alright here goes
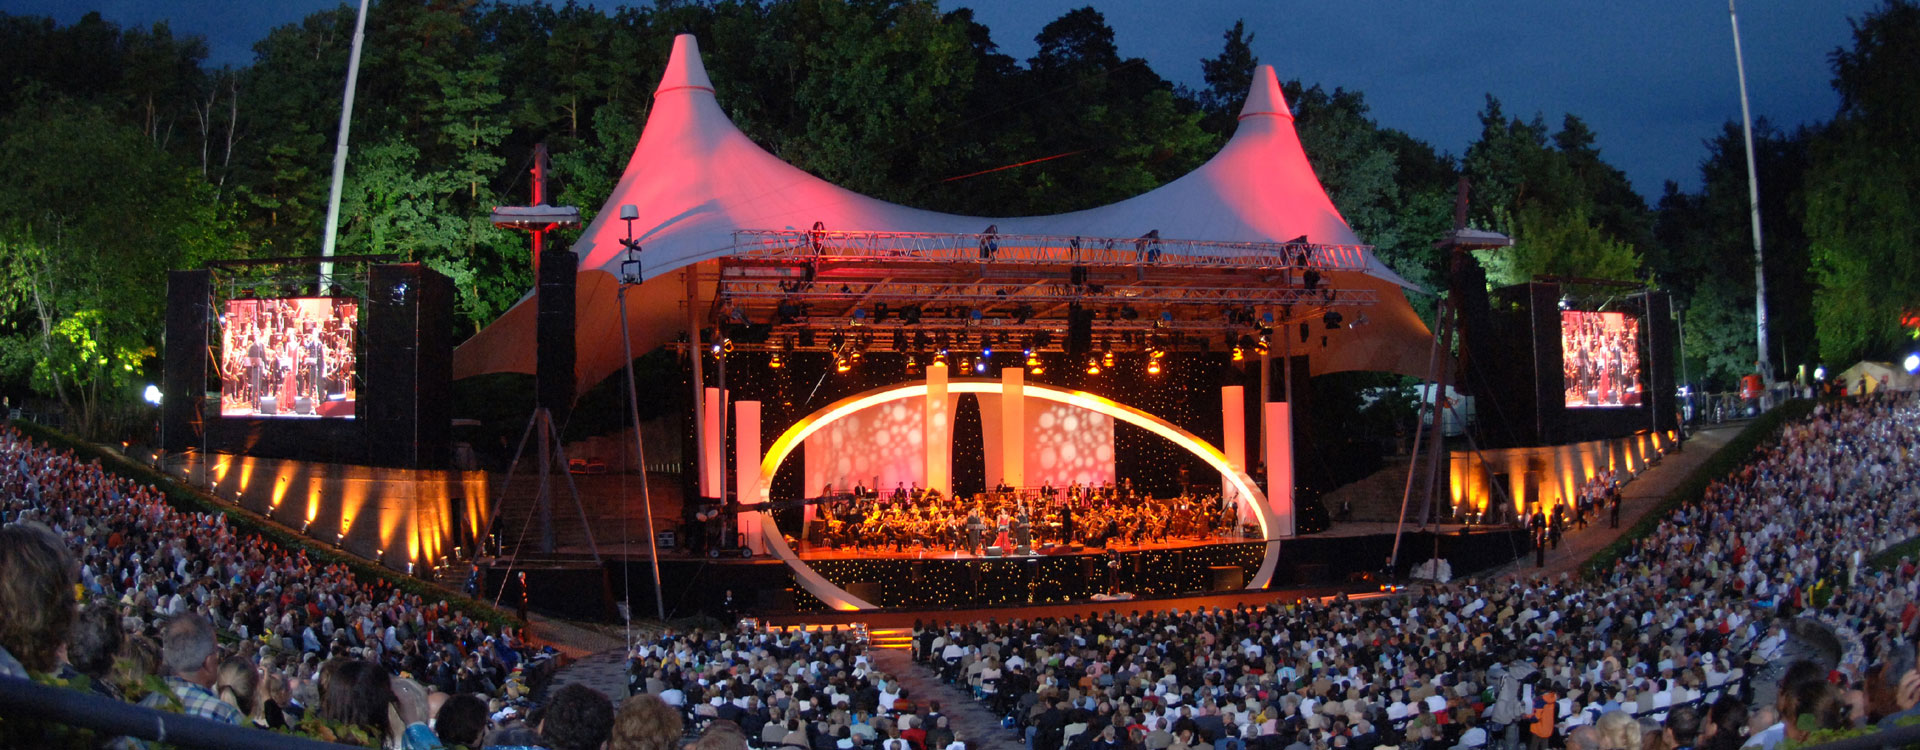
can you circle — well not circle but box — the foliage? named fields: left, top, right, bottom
left=1480, top=203, right=1642, bottom=289
left=0, top=103, right=231, bottom=438
left=1579, top=399, right=1815, bottom=577
left=1805, top=0, right=1920, bottom=365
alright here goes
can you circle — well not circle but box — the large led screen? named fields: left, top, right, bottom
left=1561, top=310, right=1642, bottom=408
left=219, top=298, right=357, bottom=418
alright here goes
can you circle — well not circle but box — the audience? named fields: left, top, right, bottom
left=914, top=394, right=1920, bottom=750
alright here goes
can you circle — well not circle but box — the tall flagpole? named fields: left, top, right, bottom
left=1729, top=0, right=1770, bottom=385
left=319, top=0, right=371, bottom=289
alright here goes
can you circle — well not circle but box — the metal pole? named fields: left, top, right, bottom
left=1730, top=0, right=1770, bottom=386
left=1390, top=299, right=1446, bottom=573
left=318, top=0, right=371, bottom=289
left=619, top=284, right=668, bottom=621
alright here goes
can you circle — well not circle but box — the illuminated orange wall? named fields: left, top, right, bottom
left=1448, top=430, right=1677, bottom=518
left=171, top=454, right=488, bottom=573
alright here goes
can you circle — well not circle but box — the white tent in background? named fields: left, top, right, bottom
left=453, top=34, right=1434, bottom=390
left=1837, top=361, right=1920, bottom=394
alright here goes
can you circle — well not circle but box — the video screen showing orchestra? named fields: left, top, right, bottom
left=1561, top=310, right=1642, bottom=409
left=219, top=298, right=357, bottom=418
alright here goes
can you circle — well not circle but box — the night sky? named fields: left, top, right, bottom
left=4, top=0, right=1879, bottom=197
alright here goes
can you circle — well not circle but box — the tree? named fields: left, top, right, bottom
left=1806, top=0, right=1920, bottom=364
left=1197, top=20, right=1255, bottom=135
left=1480, top=204, right=1642, bottom=288
left=0, top=104, right=230, bottom=437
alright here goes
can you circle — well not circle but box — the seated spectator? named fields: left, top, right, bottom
left=611, top=694, right=684, bottom=750
left=142, top=613, right=244, bottom=725
left=436, top=694, right=492, bottom=749
left=0, top=521, right=77, bottom=677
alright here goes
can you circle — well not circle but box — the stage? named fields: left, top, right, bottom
left=484, top=521, right=1529, bottom=619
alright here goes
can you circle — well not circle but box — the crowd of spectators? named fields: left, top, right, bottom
left=0, top=424, right=693, bottom=749
left=626, top=624, right=967, bottom=750
left=910, top=394, right=1920, bottom=750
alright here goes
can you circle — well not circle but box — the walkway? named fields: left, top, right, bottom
left=870, top=649, right=1023, bottom=750
left=1487, top=422, right=1741, bottom=581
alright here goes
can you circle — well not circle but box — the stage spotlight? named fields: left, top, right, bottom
left=1102, top=349, right=1115, bottom=368
left=769, top=353, right=784, bottom=369
left=902, top=305, right=923, bottom=325
left=1147, top=358, right=1161, bottom=375
left=1119, top=304, right=1139, bottom=320
left=1030, top=362, right=1045, bottom=376
left=143, top=384, right=162, bottom=406
left=835, top=357, right=851, bottom=373
left=711, top=341, right=723, bottom=355
left=1014, top=304, right=1034, bottom=323
left=829, top=331, right=846, bottom=350
left=851, top=308, right=868, bottom=325
left=1907, top=354, right=1920, bottom=374
left=1232, top=346, right=1245, bottom=362
left=982, top=343, right=992, bottom=358
left=933, top=349, right=948, bottom=366
left=1348, top=313, right=1371, bottom=329
left=1026, top=351, right=1040, bottom=367
left=974, top=360, right=988, bottom=374
left=1302, top=269, right=1321, bottom=291
left=1323, top=311, right=1344, bottom=330
left=1086, top=359, right=1102, bottom=375
left=722, top=339, right=735, bottom=353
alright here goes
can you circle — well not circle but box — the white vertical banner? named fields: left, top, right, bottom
left=701, top=387, right=722, bottom=498
left=1002, top=367, right=1025, bottom=489
left=925, top=362, right=950, bottom=496
left=735, top=400, right=764, bottom=554
left=1221, top=386, right=1246, bottom=514
left=1264, top=401, right=1295, bottom=537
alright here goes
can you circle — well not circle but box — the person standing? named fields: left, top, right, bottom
left=965, top=507, right=985, bottom=556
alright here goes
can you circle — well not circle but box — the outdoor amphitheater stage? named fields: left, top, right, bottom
left=490, top=522, right=1532, bottom=619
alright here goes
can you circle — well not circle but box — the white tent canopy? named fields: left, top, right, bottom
left=454, top=34, right=1433, bottom=389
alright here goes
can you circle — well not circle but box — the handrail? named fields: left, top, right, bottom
left=729, top=229, right=1373, bottom=272
left=0, top=674, right=361, bottom=750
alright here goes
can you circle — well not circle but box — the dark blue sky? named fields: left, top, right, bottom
left=4, top=0, right=1878, bottom=197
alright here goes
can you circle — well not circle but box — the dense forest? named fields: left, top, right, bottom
left=1, top=0, right=1917, bottom=439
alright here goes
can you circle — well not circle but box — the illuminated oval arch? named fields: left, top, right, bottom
left=753, top=378, right=1284, bottom=610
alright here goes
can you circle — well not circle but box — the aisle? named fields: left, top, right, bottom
left=870, top=649, right=1024, bottom=750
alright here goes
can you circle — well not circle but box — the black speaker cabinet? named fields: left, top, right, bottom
left=162, top=270, right=212, bottom=453
left=257, top=396, right=278, bottom=415
left=363, top=264, right=453, bottom=469
left=536, top=244, right=577, bottom=422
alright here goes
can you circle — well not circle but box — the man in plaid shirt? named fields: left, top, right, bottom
left=140, top=613, right=245, bottom=725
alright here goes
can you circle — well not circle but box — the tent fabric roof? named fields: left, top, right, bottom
left=454, top=34, right=1433, bottom=388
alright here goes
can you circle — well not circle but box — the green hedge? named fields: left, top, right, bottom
left=7, top=419, right=519, bottom=631
left=1579, top=400, right=1817, bottom=578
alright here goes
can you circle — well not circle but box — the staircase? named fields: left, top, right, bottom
left=869, top=627, right=913, bottom=651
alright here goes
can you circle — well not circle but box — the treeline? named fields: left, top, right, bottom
left=0, top=0, right=1915, bottom=438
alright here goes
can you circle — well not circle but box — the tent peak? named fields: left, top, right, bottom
left=656, top=34, right=714, bottom=96
left=1239, top=65, right=1292, bottom=121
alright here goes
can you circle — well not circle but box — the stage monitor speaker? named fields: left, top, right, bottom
left=364, top=264, right=453, bottom=469
left=985, top=546, right=1004, bottom=557
left=537, top=244, right=576, bottom=421
left=162, top=270, right=211, bottom=453
left=257, top=396, right=278, bottom=415
left=1209, top=565, right=1246, bottom=591
left=294, top=397, right=314, bottom=415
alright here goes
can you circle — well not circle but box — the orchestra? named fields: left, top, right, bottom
left=801, top=478, right=1243, bottom=556
left=219, top=297, right=357, bottom=415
